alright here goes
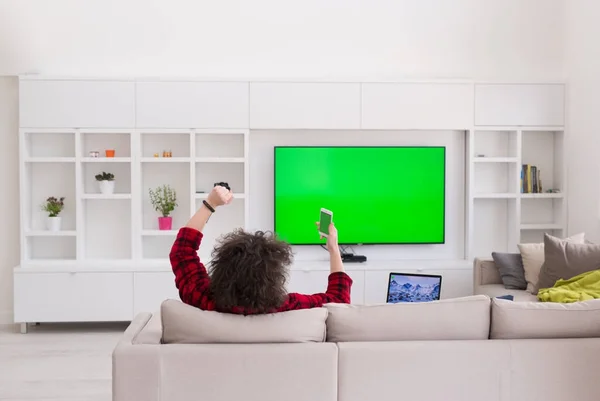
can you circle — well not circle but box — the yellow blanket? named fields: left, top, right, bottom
left=538, top=269, right=600, bottom=303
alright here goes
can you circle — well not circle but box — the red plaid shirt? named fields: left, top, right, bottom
left=170, top=227, right=353, bottom=314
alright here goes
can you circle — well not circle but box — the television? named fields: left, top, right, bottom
left=274, top=146, right=445, bottom=245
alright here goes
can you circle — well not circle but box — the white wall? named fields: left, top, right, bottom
left=565, top=0, right=600, bottom=242
left=0, top=0, right=569, bottom=323
left=250, top=130, right=465, bottom=261
left=0, top=77, right=19, bottom=324
left=0, top=0, right=565, bottom=80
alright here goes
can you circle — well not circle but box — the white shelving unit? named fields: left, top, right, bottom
left=19, top=128, right=250, bottom=265
left=14, top=78, right=565, bottom=328
left=467, top=128, right=566, bottom=258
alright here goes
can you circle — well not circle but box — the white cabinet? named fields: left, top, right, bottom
left=135, top=82, right=249, bottom=128
left=475, top=84, right=565, bottom=126
left=250, top=83, right=361, bottom=129
left=14, top=272, right=133, bottom=322
left=19, top=80, right=135, bottom=128
left=361, top=83, right=473, bottom=129
left=133, top=272, right=180, bottom=314
left=288, top=270, right=365, bottom=304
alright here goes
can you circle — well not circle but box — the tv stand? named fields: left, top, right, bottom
left=341, top=252, right=367, bottom=263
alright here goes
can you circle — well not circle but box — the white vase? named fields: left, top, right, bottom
left=98, top=180, right=115, bottom=195
left=47, top=216, right=62, bottom=231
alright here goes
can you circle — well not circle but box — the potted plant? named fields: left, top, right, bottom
left=149, top=185, right=177, bottom=230
left=95, top=171, right=115, bottom=194
left=41, top=196, right=65, bottom=231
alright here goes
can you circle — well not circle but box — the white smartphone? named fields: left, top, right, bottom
left=319, top=208, right=333, bottom=237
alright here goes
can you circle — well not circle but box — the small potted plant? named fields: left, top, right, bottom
left=41, top=196, right=65, bottom=231
left=95, top=172, right=115, bottom=194
left=149, top=185, right=177, bottom=230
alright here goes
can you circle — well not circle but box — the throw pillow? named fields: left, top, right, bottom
left=491, top=252, right=527, bottom=290
left=535, top=234, right=600, bottom=293
left=518, top=232, right=585, bottom=293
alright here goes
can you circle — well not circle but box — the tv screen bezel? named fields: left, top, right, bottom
left=273, top=145, right=446, bottom=245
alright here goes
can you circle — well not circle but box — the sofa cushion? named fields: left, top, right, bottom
left=161, top=299, right=328, bottom=344
left=325, top=295, right=491, bottom=342
left=535, top=234, right=600, bottom=293
left=492, top=252, right=527, bottom=290
left=490, top=298, right=600, bottom=339
left=475, top=284, right=539, bottom=302
left=518, top=232, right=585, bottom=293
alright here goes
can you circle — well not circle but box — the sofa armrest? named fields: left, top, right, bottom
left=113, top=313, right=160, bottom=401
left=473, top=258, right=503, bottom=294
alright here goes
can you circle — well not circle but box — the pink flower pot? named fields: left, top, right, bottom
left=158, top=216, right=172, bottom=230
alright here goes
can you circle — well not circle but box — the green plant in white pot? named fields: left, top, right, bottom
left=149, top=185, right=177, bottom=230
left=95, top=172, right=115, bottom=195
left=41, top=196, right=65, bottom=231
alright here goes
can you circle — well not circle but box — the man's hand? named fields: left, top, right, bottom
left=206, top=186, right=233, bottom=209
left=316, top=222, right=340, bottom=254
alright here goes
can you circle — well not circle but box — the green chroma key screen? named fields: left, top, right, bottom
left=274, top=146, right=445, bottom=245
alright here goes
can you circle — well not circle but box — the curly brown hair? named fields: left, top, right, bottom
left=208, top=229, right=293, bottom=313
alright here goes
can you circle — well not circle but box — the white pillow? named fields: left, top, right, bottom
left=518, top=232, right=585, bottom=293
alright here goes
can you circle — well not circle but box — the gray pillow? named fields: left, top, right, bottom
left=491, top=252, right=527, bottom=290
left=535, top=234, right=600, bottom=293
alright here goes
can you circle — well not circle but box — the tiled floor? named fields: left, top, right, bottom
left=0, top=323, right=127, bottom=400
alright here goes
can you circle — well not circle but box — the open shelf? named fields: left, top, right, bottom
left=473, top=130, right=518, bottom=158
left=142, top=230, right=179, bottom=236
left=83, top=199, right=132, bottom=260
left=25, top=162, right=76, bottom=232
left=141, top=157, right=191, bottom=163
left=142, top=236, right=175, bottom=260
left=82, top=162, right=131, bottom=195
left=24, top=131, right=75, bottom=158
left=521, top=130, right=564, bottom=194
left=24, top=230, right=77, bottom=237
left=80, top=131, right=131, bottom=158
left=25, top=236, right=76, bottom=260
left=521, top=197, right=564, bottom=228
left=195, top=133, right=245, bottom=158
left=473, top=162, right=518, bottom=195
left=195, top=162, right=245, bottom=194
left=81, top=194, right=132, bottom=200
left=520, top=228, right=565, bottom=244
left=141, top=132, right=191, bottom=158
left=142, top=162, right=191, bottom=231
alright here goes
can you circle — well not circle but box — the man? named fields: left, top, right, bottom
left=170, top=185, right=352, bottom=314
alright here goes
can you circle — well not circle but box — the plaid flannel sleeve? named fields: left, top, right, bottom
left=286, top=272, right=353, bottom=309
left=169, top=227, right=213, bottom=309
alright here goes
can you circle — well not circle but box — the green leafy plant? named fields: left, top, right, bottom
left=41, top=196, right=65, bottom=217
left=149, top=185, right=177, bottom=217
left=95, top=172, right=115, bottom=181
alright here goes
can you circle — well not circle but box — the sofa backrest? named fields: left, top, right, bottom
left=160, top=299, right=329, bottom=344
left=325, top=295, right=491, bottom=342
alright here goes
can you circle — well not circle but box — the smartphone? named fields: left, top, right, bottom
left=319, top=208, right=333, bottom=237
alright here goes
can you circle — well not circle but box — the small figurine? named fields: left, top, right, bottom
left=153, top=153, right=159, bottom=158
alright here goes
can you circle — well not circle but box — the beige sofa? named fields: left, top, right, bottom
left=473, top=257, right=539, bottom=301
left=113, top=296, right=600, bottom=401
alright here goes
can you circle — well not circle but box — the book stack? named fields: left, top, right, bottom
left=521, top=164, right=542, bottom=193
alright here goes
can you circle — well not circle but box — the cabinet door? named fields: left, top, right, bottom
left=133, top=272, right=180, bottom=314
left=250, top=83, right=361, bottom=129
left=288, top=270, right=365, bottom=304
left=135, top=82, right=249, bottom=128
left=475, top=84, right=565, bottom=126
left=19, top=80, right=135, bottom=128
left=361, top=83, right=473, bottom=129
left=364, top=269, right=473, bottom=304
left=13, top=272, right=134, bottom=322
